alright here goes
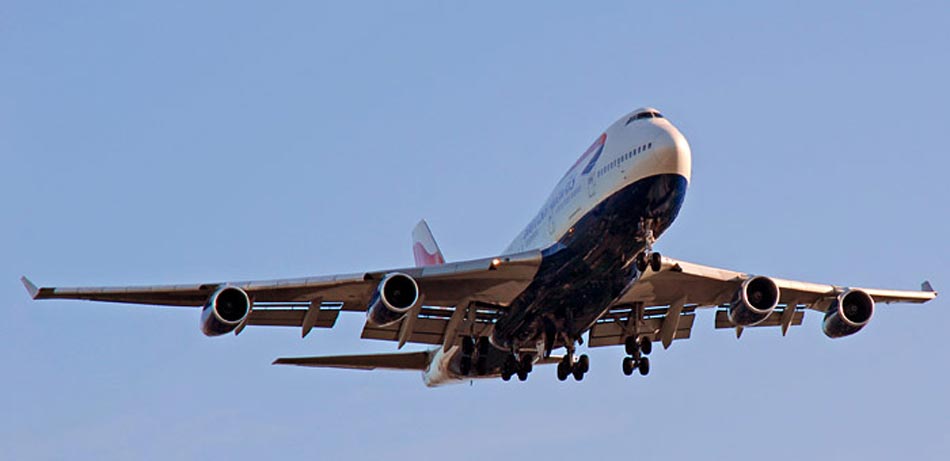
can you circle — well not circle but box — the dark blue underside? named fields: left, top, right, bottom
left=491, top=173, right=689, bottom=351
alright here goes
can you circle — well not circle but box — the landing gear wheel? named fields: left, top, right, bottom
left=572, top=366, right=585, bottom=381
left=517, top=369, right=529, bottom=381
left=624, top=336, right=638, bottom=356
left=461, top=336, right=475, bottom=355
left=622, top=356, right=635, bottom=376
left=635, top=252, right=649, bottom=272
left=520, top=355, right=534, bottom=374
left=638, top=356, right=650, bottom=376
left=639, top=337, right=652, bottom=355
left=501, top=370, right=512, bottom=381
left=577, top=354, right=590, bottom=374
left=460, top=356, right=472, bottom=375
left=557, top=358, right=570, bottom=381
left=650, top=252, right=662, bottom=272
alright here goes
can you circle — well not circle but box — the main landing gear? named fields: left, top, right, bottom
left=501, top=354, right=535, bottom=382
left=556, top=352, right=590, bottom=382
left=559, top=354, right=590, bottom=381
left=622, top=336, right=652, bottom=377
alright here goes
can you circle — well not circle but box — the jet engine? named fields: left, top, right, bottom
left=823, top=289, right=874, bottom=338
left=727, top=276, right=780, bottom=326
left=366, top=272, right=420, bottom=327
left=200, top=286, right=251, bottom=336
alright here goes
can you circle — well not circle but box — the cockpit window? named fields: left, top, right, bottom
left=625, top=111, right=664, bottom=125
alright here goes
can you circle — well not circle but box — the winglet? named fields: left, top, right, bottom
left=20, top=276, right=40, bottom=299
left=922, top=281, right=936, bottom=293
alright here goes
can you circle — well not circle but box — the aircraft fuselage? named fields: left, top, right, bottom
left=424, top=108, right=692, bottom=385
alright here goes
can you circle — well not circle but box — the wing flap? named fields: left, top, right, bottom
left=247, top=308, right=340, bottom=329
left=588, top=311, right=695, bottom=348
left=360, top=302, right=503, bottom=346
left=713, top=308, right=804, bottom=329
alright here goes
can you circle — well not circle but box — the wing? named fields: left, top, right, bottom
left=590, top=255, right=937, bottom=349
left=22, top=250, right=542, bottom=345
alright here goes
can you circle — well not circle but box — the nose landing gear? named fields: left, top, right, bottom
left=634, top=223, right=663, bottom=273
left=635, top=252, right=663, bottom=272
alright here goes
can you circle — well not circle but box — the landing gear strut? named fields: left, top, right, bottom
left=634, top=225, right=662, bottom=273
left=460, top=336, right=491, bottom=376
left=622, top=336, right=652, bottom=377
left=460, top=336, right=474, bottom=375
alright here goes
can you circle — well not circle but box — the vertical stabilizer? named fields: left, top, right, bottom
left=412, top=220, right=445, bottom=267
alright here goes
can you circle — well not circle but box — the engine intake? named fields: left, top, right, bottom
left=823, top=289, right=874, bottom=338
left=200, top=286, right=251, bottom=336
left=728, top=276, right=780, bottom=326
left=366, top=272, right=420, bottom=327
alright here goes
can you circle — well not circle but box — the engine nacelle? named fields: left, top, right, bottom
left=823, top=289, right=874, bottom=338
left=200, top=286, right=251, bottom=336
left=727, top=276, right=780, bottom=326
left=366, top=272, right=420, bottom=327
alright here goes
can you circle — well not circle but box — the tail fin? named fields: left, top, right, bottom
left=412, top=220, right=445, bottom=267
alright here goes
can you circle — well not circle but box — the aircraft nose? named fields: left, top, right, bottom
left=647, top=121, right=692, bottom=183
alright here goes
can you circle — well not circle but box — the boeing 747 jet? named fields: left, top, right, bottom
left=23, top=107, right=938, bottom=386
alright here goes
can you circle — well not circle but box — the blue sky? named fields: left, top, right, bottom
left=2, top=2, right=948, bottom=459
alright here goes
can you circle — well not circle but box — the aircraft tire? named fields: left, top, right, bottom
left=650, top=252, right=662, bottom=272
left=624, top=336, right=638, bottom=356
left=636, top=253, right=649, bottom=272
left=577, top=354, right=590, bottom=374
left=622, top=356, right=635, bottom=376
left=639, top=337, right=653, bottom=355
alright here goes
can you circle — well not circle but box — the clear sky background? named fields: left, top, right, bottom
left=2, top=2, right=948, bottom=460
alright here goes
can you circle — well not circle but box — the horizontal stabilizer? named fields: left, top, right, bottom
left=273, top=351, right=431, bottom=371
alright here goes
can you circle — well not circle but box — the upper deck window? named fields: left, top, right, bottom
left=625, top=111, right=664, bottom=125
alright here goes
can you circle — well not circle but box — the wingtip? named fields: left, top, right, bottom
left=20, top=276, right=39, bottom=299
left=922, top=280, right=936, bottom=293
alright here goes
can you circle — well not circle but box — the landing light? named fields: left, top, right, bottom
left=492, top=258, right=502, bottom=267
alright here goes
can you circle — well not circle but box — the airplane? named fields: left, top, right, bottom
left=22, top=107, right=938, bottom=387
